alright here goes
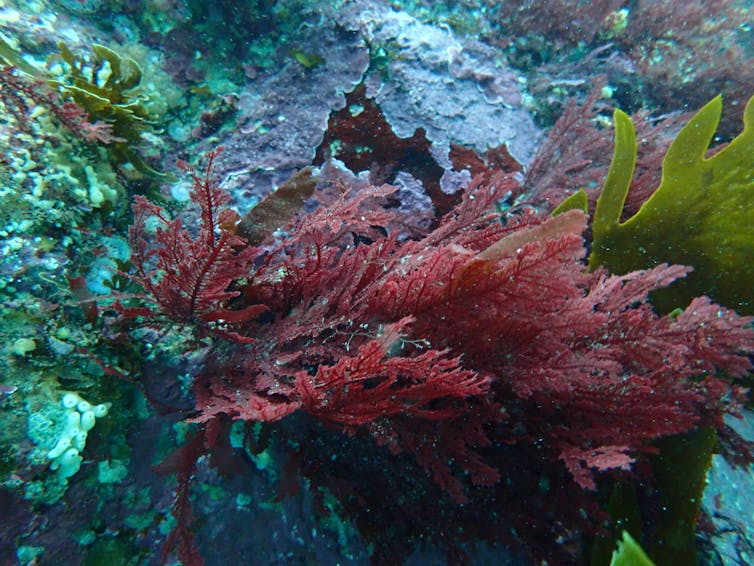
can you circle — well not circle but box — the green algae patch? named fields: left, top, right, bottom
left=589, top=95, right=754, bottom=313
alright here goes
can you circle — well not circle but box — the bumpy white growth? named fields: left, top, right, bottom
left=47, top=392, right=111, bottom=481
left=80, top=410, right=96, bottom=431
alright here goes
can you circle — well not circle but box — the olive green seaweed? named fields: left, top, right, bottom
left=589, top=95, right=754, bottom=313
left=589, top=482, right=642, bottom=566
left=552, top=187, right=588, bottom=216
left=646, top=426, right=716, bottom=565
left=289, top=48, right=326, bottom=69
left=53, top=42, right=165, bottom=178
left=0, top=37, right=38, bottom=76
left=0, top=37, right=164, bottom=179
left=609, top=531, right=655, bottom=566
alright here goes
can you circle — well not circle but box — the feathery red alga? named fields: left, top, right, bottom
left=124, top=150, right=754, bottom=563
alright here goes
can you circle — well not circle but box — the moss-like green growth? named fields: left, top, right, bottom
left=82, top=535, right=142, bottom=566
left=589, top=95, right=754, bottom=313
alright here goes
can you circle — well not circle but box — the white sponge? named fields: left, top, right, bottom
left=46, top=392, right=110, bottom=482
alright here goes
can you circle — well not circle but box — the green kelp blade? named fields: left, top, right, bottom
left=610, top=531, right=655, bottom=566
left=590, top=482, right=643, bottom=566
left=552, top=188, right=589, bottom=216
left=589, top=95, right=754, bottom=313
left=647, top=426, right=717, bottom=566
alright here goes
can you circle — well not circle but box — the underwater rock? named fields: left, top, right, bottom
left=358, top=6, right=539, bottom=164
left=216, top=1, right=539, bottom=215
